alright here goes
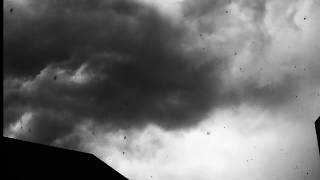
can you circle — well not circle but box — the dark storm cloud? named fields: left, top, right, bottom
left=4, top=0, right=226, bottom=146
left=3, top=0, right=305, bottom=148
left=3, top=0, right=148, bottom=77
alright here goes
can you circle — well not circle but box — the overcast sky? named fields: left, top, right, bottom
left=3, top=0, right=320, bottom=179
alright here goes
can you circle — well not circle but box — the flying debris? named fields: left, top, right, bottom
left=10, top=8, right=13, bottom=13
left=124, top=136, right=126, bottom=140
left=53, top=75, right=57, bottom=80
left=234, top=52, right=237, bottom=56
left=206, top=131, right=211, bottom=135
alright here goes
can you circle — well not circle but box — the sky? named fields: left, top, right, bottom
left=3, top=0, right=320, bottom=179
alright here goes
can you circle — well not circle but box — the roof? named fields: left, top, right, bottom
left=2, top=137, right=128, bottom=180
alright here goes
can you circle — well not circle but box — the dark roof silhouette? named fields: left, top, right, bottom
left=315, top=117, right=320, bottom=155
left=3, top=137, right=128, bottom=179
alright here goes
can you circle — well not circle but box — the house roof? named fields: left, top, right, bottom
left=2, top=137, right=128, bottom=180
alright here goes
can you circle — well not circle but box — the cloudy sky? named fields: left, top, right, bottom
left=3, top=0, right=320, bottom=179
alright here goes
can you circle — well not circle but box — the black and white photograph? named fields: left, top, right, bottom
left=3, top=0, right=320, bottom=179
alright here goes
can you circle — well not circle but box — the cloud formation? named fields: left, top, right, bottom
left=4, top=0, right=320, bottom=151
left=4, top=0, right=226, bottom=146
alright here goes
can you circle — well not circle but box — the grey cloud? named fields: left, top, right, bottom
left=3, top=0, right=308, bottom=149
left=182, top=0, right=228, bottom=18
left=4, top=0, right=226, bottom=146
left=238, top=0, right=268, bottom=22
left=220, top=74, right=302, bottom=110
left=4, top=0, right=148, bottom=77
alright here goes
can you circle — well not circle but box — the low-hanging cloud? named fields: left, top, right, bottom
left=4, top=0, right=227, bottom=146
left=4, top=0, right=318, bottom=149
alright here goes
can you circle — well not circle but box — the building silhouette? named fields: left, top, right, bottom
left=3, top=137, right=128, bottom=179
left=316, top=116, right=320, bottom=155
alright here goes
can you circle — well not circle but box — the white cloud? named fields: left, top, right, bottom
left=7, top=112, right=33, bottom=138
left=70, top=64, right=93, bottom=84
left=82, top=104, right=319, bottom=180
left=136, top=0, right=185, bottom=21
